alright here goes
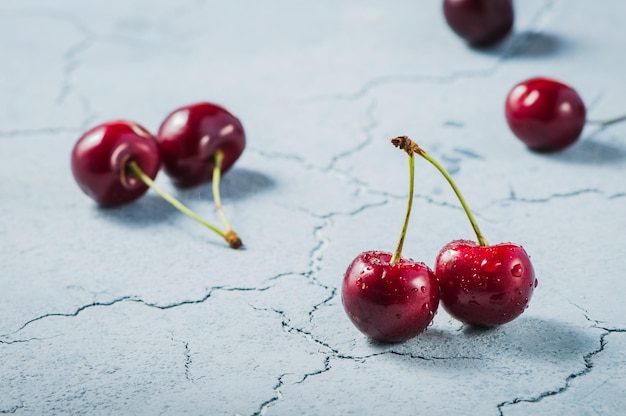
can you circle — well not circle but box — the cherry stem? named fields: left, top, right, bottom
left=391, top=136, right=489, bottom=247
left=212, top=149, right=232, bottom=231
left=390, top=142, right=416, bottom=264
left=586, top=114, right=626, bottom=127
left=126, top=160, right=242, bottom=249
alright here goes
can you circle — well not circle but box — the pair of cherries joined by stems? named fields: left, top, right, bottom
left=71, top=102, right=245, bottom=249
left=342, top=137, right=536, bottom=343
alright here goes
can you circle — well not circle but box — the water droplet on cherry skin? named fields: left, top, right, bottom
left=511, top=264, right=523, bottom=277
left=480, top=258, right=501, bottom=273
left=422, top=303, right=430, bottom=314
left=534, top=279, right=539, bottom=288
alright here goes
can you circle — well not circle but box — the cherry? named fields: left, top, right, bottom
left=393, top=136, right=537, bottom=327
left=443, top=0, right=514, bottom=47
left=71, top=120, right=242, bottom=249
left=505, top=77, right=587, bottom=152
left=341, top=138, right=439, bottom=343
left=71, top=120, right=160, bottom=207
left=505, top=77, right=626, bottom=152
left=156, top=102, right=245, bottom=188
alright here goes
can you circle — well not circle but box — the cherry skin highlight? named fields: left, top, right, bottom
left=435, top=240, right=536, bottom=327
left=342, top=251, right=439, bottom=343
left=71, top=120, right=161, bottom=206
left=443, top=0, right=514, bottom=46
left=156, top=102, right=246, bottom=187
left=505, top=77, right=586, bottom=152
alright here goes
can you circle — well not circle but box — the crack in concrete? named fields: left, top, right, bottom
left=497, top=301, right=624, bottom=415
left=0, top=286, right=271, bottom=342
left=0, top=401, right=24, bottom=414
left=1, top=9, right=97, bottom=132
left=504, top=188, right=603, bottom=204
left=251, top=304, right=489, bottom=413
left=0, top=126, right=81, bottom=139
left=170, top=334, right=196, bottom=383
left=251, top=374, right=286, bottom=416
left=326, top=99, right=378, bottom=172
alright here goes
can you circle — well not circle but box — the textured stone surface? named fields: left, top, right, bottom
left=1, top=1, right=625, bottom=414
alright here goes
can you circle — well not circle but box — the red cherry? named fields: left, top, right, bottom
left=342, top=251, right=439, bottom=343
left=443, top=0, right=514, bottom=46
left=156, top=102, right=246, bottom=187
left=71, top=120, right=160, bottom=206
left=505, top=77, right=587, bottom=152
left=435, top=240, right=536, bottom=327
left=342, top=138, right=439, bottom=343
left=394, top=136, right=537, bottom=327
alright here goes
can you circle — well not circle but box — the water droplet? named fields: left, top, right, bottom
left=420, top=286, right=426, bottom=293
left=356, top=278, right=362, bottom=286
left=422, top=303, right=430, bottom=314
left=511, top=264, right=523, bottom=277
left=534, top=279, right=539, bottom=288
left=480, top=258, right=501, bottom=273
left=411, top=287, right=418, bottom=292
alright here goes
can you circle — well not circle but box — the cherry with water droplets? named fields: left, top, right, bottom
left=436, top=240, right=535, bottom=326
left=443, top=0, right=514, bottom=47
left=341, top=138, right=439, bottom=343
left=71, top=120, right=242, bottom=248
left=156, top=102, right=245, bottom=188
left=393, top=136, right=537, bottom=327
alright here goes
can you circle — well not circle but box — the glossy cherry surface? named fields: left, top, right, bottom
left=71, top=120, right=161, bottom=206
left=435, top=240, right=537, bottom=327
left=342, top=251, right=439, bottom=343
left=156, top=102, right=246, bottom=187
left=505, top=77, right=586, bottom=152
left=443, top=0, right=514, bottom=46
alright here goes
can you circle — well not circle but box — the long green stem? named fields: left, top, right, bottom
left=212, top=149, right=231, bottom=231
left=127, top=161, right=242, bottom=249
left=586, top=114, right=626, bottom=127
left=390, top=149, right=416, bottom=264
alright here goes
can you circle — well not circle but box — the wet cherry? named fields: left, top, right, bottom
left=394, top=136, right=537, bottom=327
left=443, top=0, right=514, bottom=47
left=505, top=77, right=587, bottom=152
left=71, top=120, right=160, bottom=206
left=342, top=138, right=439, bottom=343
left=435, top=240, right=536, bottom=326
left=71, top=120, right=242, bottom=248
left=156, top=102, right=245, bottom=188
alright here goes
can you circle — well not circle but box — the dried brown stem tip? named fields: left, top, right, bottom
left=225, top=230, right=243, bottom=249
left=391, top=136, right=421, bottom=155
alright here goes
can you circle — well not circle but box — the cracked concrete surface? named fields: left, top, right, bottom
left=1, top=0, right=626, bottom=414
